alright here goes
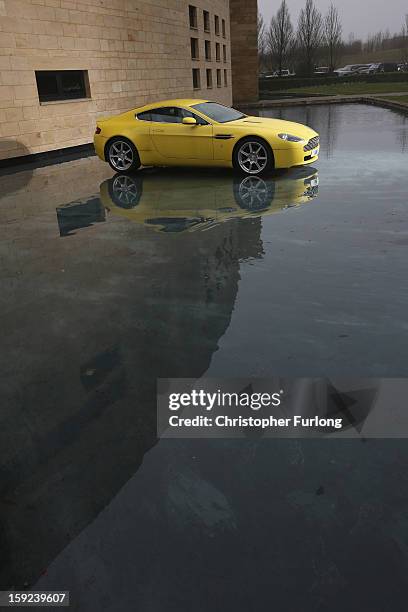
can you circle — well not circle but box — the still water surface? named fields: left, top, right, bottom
left=0, top=104, right=408, bottom=611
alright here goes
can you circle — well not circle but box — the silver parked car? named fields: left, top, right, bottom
left=334, top=64, right=369, bottom=77
left=355, top=63, right=380, bottom=75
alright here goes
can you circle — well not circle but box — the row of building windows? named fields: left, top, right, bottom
left=190, top=38, right=227, bottom=62
left=192, top=68, right=228, bottom=90
left=189, top=5, right=226, bottom=37
left=34, top=68, right=228, bottom=104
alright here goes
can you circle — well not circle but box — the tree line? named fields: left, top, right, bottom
left=258, top=0, right=408, bottom=76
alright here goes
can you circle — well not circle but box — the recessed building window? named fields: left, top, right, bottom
left=35, top=70, right=89, bottom=103
left=214, top=15, right=220, bottom=35
left=215, top=42, right=220, bottom=62
left=222, top=18, right=226, bottom=37
left=223, top=44, right=227, bottom=62
left=203, top=10, right=210, bottom=32
left=190, top=37, right=199, bottom=60
left=216, top=68, right=221, bottom=87
left=206, top=68, right=213, bottom=88
left=205, top=40, right=211, bottom=61
left=192, top=68, right=201, bottom=89
left=224, top=69, right=228, bottom=86
left=189, top=5, right=197, bottom=29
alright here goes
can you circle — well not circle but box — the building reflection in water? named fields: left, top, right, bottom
left=397, top=113, right=408, bottom=153
left=0, top=164, right=318, bottom=589
left=56, top=197, right=106, bottom=237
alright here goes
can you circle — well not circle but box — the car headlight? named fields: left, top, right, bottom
left=278, top=133, right=304, bottom=142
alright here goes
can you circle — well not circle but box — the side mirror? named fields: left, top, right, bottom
left=182, top=116, right=197, bottom=126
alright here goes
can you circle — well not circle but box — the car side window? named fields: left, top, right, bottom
left=150, top=107, right=183, bottom=123
left=137, top=111, right=152, bottom=121
left=137, top=108, right=181, bottom=122
left=137, top=107, right=208, bottom=125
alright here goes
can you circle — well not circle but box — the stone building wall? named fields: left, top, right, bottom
left=229, top=0, right=258, bottom=103
left=0, top=0, right=232, bottom=160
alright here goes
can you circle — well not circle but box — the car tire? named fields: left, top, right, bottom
left=233, top=175, right=275, bottom=211
left=106, top=137, right=141, bottom=173
left=233, top=137, right=274, bottom=176
left=107, top=173, right=143, bottom=209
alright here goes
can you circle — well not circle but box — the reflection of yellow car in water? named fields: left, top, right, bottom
left=98, top=167, right=319, bottom=234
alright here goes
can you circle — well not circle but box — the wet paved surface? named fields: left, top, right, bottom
left=1, top=104, right=408, bottom=610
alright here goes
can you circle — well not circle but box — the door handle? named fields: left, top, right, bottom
left=152, top=129, right=164, bottom=133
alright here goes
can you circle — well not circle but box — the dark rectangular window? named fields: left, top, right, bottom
left=190, top=37, right=199, bottom=60
left=35, top=70, right=89, bottom=103
left=189, top=5, right=197, bottom=29
left=214, top=15, right=220, bottom=35
left=216, top=68, right=221, bottom=87
left=206, top=68, right=212, bottom=88
left=224, top=69, right=228, bottom=86
left=192, top=68, right=200, bottom=89
left=203, top=10, right=210, bottom=32
left=205, top=40, right=211, bottom=61
left=222, top=18, right=226, bottom=37
left=223, top=44, right=227, bottom=62
left=215, top=42, right=220, bottom=62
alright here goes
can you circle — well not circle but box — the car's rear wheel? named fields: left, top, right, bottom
left=108, top=174, right=143, bottom=209
left=106, top=138, right=140, bottom=173
left=233, top=137, right=273, bottom=176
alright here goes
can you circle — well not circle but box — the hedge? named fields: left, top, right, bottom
left=259, top=71, right=408, bottom=91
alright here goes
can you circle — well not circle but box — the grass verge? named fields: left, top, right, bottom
left=380, top=95, right=408, bottom=105
left=272, top=82, right=408, bottom=96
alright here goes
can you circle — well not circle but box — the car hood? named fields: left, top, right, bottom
left=227, top=116, right=317, bottom=140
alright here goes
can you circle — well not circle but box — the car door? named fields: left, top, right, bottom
left=148, top=107, right=213, bottom=161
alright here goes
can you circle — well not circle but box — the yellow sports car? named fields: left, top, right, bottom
left=94, top=99, right=319, bottom=176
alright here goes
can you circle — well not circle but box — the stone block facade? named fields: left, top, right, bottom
left=0, top=0, right=237, bottom=160
left=230, top=0, right=258, bottom=103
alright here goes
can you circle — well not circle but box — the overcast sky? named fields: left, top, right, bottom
left=258, top=0, right=407, bottom=40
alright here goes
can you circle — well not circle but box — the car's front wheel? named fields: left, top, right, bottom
left=106, top=138, right=140, bottom=173
left=233, top=137, right=273, bottom=176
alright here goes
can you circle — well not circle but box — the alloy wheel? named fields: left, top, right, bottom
left=238, top=176, right=269, bottom=209
left=109, top=141, right=134, bottom=171
left=237, top=141, right=268, bottom=174
left=112, top=175, right=139, bottom=207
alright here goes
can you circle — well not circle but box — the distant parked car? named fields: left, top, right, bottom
left=265, top=69, right=295, bottom=78
left=278, top=69, right=294, bottom=77
left=334, top=64, right=369, bottom=77
left=314, top=66, right=330, bottom=75
left=377, top=62, right=399, bottom=73
left=398, top=63, right=408, bottom=73
left=356, top=63, right=380, bottom=75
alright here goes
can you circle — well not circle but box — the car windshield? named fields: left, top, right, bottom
left=191, top=102, right=246, bottom=123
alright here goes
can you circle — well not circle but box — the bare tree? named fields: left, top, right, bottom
left=267, top=0, right=294, bottom=74
left=258, top=12, right=266, bottom=70
left=403, top=14, right=408, bottom=63
left=297, top=0, right=323, bottom=75
left=365, top=30, right=385, bottom=53
left=324, top=4, right=342, bottom=71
